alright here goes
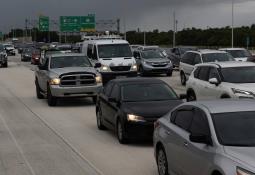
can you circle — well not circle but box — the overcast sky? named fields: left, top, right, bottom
left=0, top=0, right=255, bottom=32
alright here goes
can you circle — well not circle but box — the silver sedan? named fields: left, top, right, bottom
left=154, top=100, right=255, bottom=175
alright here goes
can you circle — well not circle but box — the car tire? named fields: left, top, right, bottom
left=96, top=107, right=106, bottom=130
left=117, top=119, right=128, bottom=144
left=187, top=90, right=196, bottom=102
left=47, top=85, right=57, bottom=106
left=2, top=62, right=8, bottom=68
left=157, top=146, right=169, bottom=175
left=180, top=72, right=186, bottom=86
left=35, top=80, right=44, bottom=99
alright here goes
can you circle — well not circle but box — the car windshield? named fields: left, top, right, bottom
left=141, top=50, right=165, bottom=59
left=221, top=67, right=255, bottom=83
left=202, top=53, right=234, bottom=62
left=212, top=112, right=255, bottom=146
left=98, top=44, right=132, bottom=58
left=227, top=50, right=252, bottom=58
left=122, top=83, right=178, bottom=102
left=50, top=56, right=92, bottom=69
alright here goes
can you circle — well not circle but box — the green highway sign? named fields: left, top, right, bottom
left=39, top=16, right=49, bottom=32
left=60, top=15, right=96, bottom=32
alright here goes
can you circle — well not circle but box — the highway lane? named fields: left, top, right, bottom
left=0, top=54, right=185, bottom=175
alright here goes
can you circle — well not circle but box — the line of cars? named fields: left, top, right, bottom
left=27, top=38, right=255, bottom=175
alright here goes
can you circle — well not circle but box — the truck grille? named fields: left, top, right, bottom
left=110, top=66, right=131, bottom=72
left=60, top=74, right=95, bottom=87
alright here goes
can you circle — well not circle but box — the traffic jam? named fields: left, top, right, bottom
left=1, top=34, right=255, bottom=175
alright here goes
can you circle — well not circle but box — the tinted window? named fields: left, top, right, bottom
left=227, top=50, right=251, bottom=58
left=92, top=46, right=98, bottom=60
left=181, top=52, right=194, bottom=64
left=221, top=67, right=255, bottom=83
left=50, top=56, right=92, bottom=69
left=174, top=110, right=193, bottom=131
left=213, top=112, right=255, bottom=146
left=193, top=54, right=202, bottom=65
left=98, top=44, right=132, bottom=58
left=202, top=53, right=234, bottom=62
left=190, top=109, right=210, bottom=135
left=209, top=67, right=220, bottom=80
left=198, top=67, right=210, bottom=81
left=194, top=67, right=201, bottom=79
left=104, top=82, right=114, bottom=97
left=87, top=44, right=93, bottom=58
left=141, top=50, right=165, bottom=59
left=122, top=83, right=178, bottom=102
left=110, top=84, right=120, bottom=100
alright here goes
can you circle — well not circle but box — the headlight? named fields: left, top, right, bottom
left=237, top=167, right=254, bottom=175
left=95, top=75, right=102, bottom=83
left=35, top=57, right=39, bottom=60
left=100, top=65, right=110, bottom=72
left=127, top=114, right=145, bottom=122
left=49, top=78, right=60, bottom=85
left=232, top=88, right=254, bottom=96
left=131, top=64, right=137, bottom=71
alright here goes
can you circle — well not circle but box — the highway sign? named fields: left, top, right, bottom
left=39, top=16, right=49, bottom=32
left=60, top=15, right=95, bottom=32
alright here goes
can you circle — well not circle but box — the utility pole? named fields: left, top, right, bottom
left=117, top=19, right=120, bottom=34
left=173, top=12, right=176, bottom=47
left=231, top=0, right=234, bottom=48
left=124, top=17, right=126, bottom=40
left=25, top=19, right=28, bottom=42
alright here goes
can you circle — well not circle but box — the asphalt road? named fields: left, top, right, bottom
left=0, top=53, right=185, bottom=175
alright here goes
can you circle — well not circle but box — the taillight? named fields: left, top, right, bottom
left=154, top=120, right=160, bottom=129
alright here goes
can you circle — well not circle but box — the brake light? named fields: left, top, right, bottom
left=154, top=120, right=160, bottom=129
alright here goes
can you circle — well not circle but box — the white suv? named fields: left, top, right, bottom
left=186, top=61, right=255, bottom=101
left=179, top=50, right=234, bottom=85
left=219, top=48, right=252, bottom=62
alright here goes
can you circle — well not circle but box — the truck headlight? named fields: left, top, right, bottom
left=127, top=114, right=145, bottom=122
left=95, top=75, right=102, bottom=83
left=237, top=167, right=254, bottom=175
left=131, top=64, right=137, bottom=71
left=101, top=65, right=110, bottom=72
left=49, top=78, right=60, bottom=85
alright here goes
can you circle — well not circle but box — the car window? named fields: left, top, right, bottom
left=193, top=54, right=202, bottom=65
left=209, top=67, right=220, bottom=80
left=104, top=82, right=114, bottom=97
left=190, top=109, right=210, bottom=136
left=174, top=109, right=193, bottom=131
left=193, top=67, right=201, bottom=79
left=181, top=52, right=194, bottom=64
left=197, top=67, right=210, bottom=81
left=92, top=46, right=98, bottom=60
left=110, top=84, right=120, bottom=100
left=87, top=44, right=93, bottom=58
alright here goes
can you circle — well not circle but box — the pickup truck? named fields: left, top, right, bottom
left=35, top=53, right=102, bottom=106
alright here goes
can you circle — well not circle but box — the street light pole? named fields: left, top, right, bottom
left=232, top=0, right=234, bottom=48
left=173, top=11, right=176, bottom=47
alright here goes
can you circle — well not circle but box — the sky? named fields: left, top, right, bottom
left=0, top=0, right=255, bottom=32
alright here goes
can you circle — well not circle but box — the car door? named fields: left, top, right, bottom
left=164, top=106, right=194, bottom=175
left=203, top=67, right=224, bottom=99
left=194, top=66, right=211, bottom=100
left=183, top=53, right=196, bottom=78
left=106, top=84, right=121, bottom=126
left=37, top=57, right=49, bottom=92
left=181, top=108, right=214, bottom=175
left=99, top=82, right=114, bottom=127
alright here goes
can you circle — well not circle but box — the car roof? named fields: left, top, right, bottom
left=86, top=39, right=129, bottom=45
left=50, top=53, right=86, bottom=58
left=109, top=78, right=166, bottom=85
left=219, top=48, right=246, bottom=51
left=196, top=61, right=255, bottom=68
left=185, top=100, right=255, bottom=114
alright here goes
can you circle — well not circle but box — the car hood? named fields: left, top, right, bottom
left=224, top=146, right=255, bottom=169
left=144, top=58, right=169, bottom=63
left=50, top=67, right=98, bottom=76
left=99, top=57, right=136, bottom=67
left=122, top=100, right=183, bottom=118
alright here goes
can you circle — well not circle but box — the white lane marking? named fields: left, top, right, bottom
left=0, top=113, right=36, bottom=175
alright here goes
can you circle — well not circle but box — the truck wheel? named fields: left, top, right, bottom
left=2, top=62, right=8, bottom=68
left=47, top=86, right=57, bottom=106
left=117, top=119, right=128, bottom=144
left=35, top=80, right=44, bottom=99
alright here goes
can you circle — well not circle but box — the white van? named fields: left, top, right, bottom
left=82, top=39, right=137, bottom=84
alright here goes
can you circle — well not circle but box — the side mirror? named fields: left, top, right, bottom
left=189, top=134, right=212, bottom=145
left=94, top=62, right=102, bottom=68
left=179, top=94, right=187, bottom=99
left=209, top=78, right=220, bottom=86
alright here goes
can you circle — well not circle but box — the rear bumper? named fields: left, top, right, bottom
left=50, top=84, right=102, bottom=97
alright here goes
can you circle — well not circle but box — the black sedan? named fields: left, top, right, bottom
left=96, top=78, right=184, bottom=144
